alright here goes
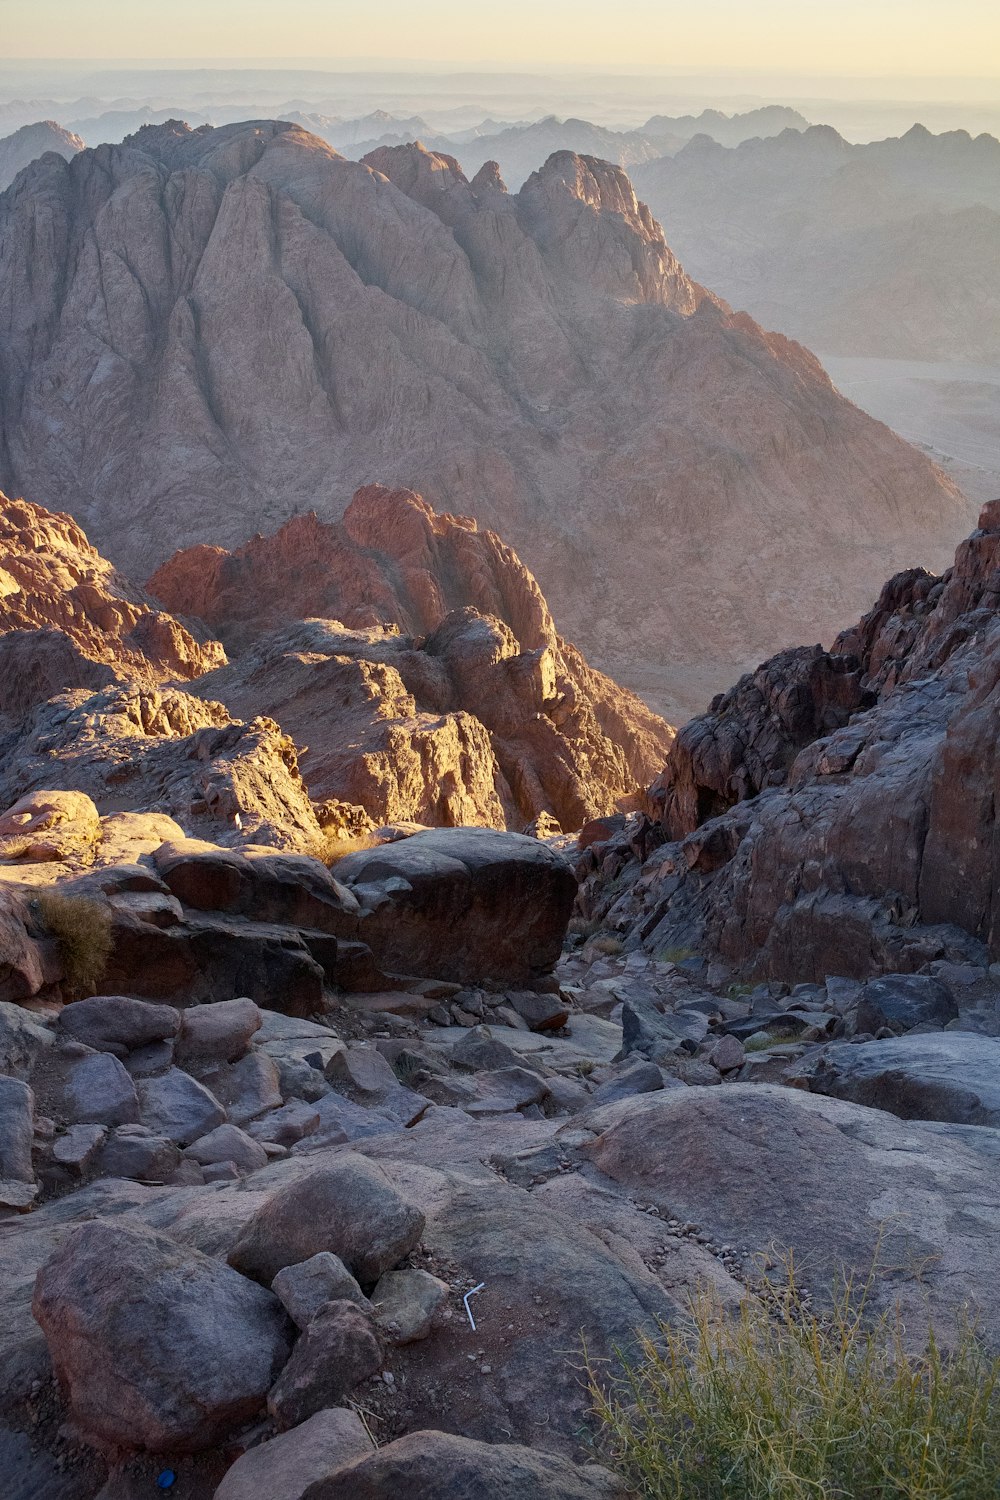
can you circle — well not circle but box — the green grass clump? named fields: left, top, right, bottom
left=35, top=890, right=112, bottom=996
left=588, top=1257, right=1000, bottom=1500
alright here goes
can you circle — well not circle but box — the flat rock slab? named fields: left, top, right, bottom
left=425, top=1015, right=622, bottom=1070
left=585, top=1083, right=1000, bottom=1344
left=787, top=1032, right=1000, bottom=1126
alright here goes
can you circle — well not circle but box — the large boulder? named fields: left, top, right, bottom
left=854, top=974, right=957, bottom=1035
left=0, top=1000, right=54, bottom=1078
left=228, top=1154, right=425, bottom=1289
left=335, top=829, right=577, bottom=987
left=152, top=841, right=360, bottom=936
left=136, top=1068, right=226, bottom=1144
left=787, top=1032, right=1000, bottom=1126
left=58, top=994, right=181, bottom=1056
left=299, top=1429, right=627, bottom=1499
left=32, top=1220, right=292, bottom=1452
left=0, top=887, right=58, bottom=1003
left=0, top=1076, right=35, bottom=1194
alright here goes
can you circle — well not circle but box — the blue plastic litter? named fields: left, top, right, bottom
left=156, top=1472, right=176, bottom=1491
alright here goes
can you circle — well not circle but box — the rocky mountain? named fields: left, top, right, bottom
left=641, top=103, right=809, bottom=146
left=0, top=119, right=82, bottom=189
left=634, top=123, right=1000, bottom=359
left=579, top=497, right=1000, bottom=982
left=0, top=486, right=670, bottom=841
left=0, top=118, right=972, bottom=721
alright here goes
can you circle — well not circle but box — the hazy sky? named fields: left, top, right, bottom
left=6, top=0, right=1000, bottom=78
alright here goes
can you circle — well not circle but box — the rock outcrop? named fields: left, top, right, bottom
left=0, top=492, right=225, bottom=722
left=151, top=486, right=673, bottom=830
left=582, top=499, right=1000, bottom=981
left=0, top=121, right=970, bottom=717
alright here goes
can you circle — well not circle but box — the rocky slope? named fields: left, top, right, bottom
left=0, top=492, right=225, bottom=721
left=0, top=121, right=82, bottom=191
left=579, top=498, right=1000, bottom=982
left=0, top=118, right=971, bottom=719
left=634, top=123, right=1000, bottom=360
left=150, top=484, right=673, bottom=830
left=0, top=489, right=668, bottom=840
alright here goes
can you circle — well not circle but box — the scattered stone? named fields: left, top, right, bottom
left=267, top=1300, right=382, bottom=1430
left=203, top=1052, right=282, bottom=1126
left=589, top=1060, right=664, bottom=1107
left=52, top=1122, right=106, bottom=1172
left=63, top=1051, right=140, bottom=1127
left=855, top=975, right=958, bottom=1036
left=176, top=997, right=263, bottom=1064
left=297, top=1428, right=628, bottom=1498
left=0, top=1000, right=54, bottom=1078
left=247, top=1099, right=321, bottom=1147
left=506, top=991, right=570, bottom=1032
left=185, top=1123, right=268, bottom=1174
left=136, top=1067, right=226, bottom=1144
left=0, top=1075, right=35, bottom=1183
left=708, top=1035, right=746, bottom=1073
left=371, top=1268, right=449, bottom=1343
left=96, top=1128, right=182, bottom=1182
left=272, top=1251, right=368, bottom=1328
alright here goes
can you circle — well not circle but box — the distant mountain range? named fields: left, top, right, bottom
left=634, top=123, right=1000, bottom=359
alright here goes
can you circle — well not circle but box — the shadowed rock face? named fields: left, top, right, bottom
left=585, top=499, right=1000, bottom=981
left=0, top=492, right=225, bottom=721
left=0, top=120, right=971, bottom=718
left=151, top=485, right=674, bottom=830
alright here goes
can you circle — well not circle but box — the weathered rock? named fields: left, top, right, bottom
left=298, top=1429, right=628, bottom=1499
left=371, top=1268, right=448, bottom=1343
left=0, top=1076, right=34, bottom=1184
left=214, top=1407, right=374, bottom=1500
left=506, top=991, right=570, bottom=1031
left=707, top=1034, right=746, bottom=1072
left=32, top=1220, right=291, bottom=1452
left=229, top=1154, right=425, bottom=1289
left=589, top=1060, right=664, bottom=1106
left=855, top=975, right=958, bottom=1036
left=336, top=829, right=577, bottom=987
left=247, top=1099, right=322, bottom=1147
left=201, top=1052, right=283, bottom=1127
left=175, top=998, right=262, bottom=1063
left=0, top=789, right=102, bottom=864
left=58, top=995, right=181, bottom=1056
left=0, top=1000, right=53, bottom=1078
left=52, top=1122, right=106, bottom=1172
left=95, top=1128, right=182, bottom=1182
left=788, top=1032, right=1000, bottom=1126
left=0, top=887, right=57, bottom=1003
left=272, top=1252, right=368, bottom=1328
left=136, top=1068, right=226, bottom=1144
left=267, top=1300, right=383, bottom=1429
left=184, top=1123, right=268, bottom=1174
left=61, top=1051, right=140, bottom=1127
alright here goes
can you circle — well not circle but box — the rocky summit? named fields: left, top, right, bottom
left=0, top=119, right=972, bottom=717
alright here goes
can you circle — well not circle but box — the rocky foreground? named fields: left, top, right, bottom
left=2, top=505, right=1000, bottom=1495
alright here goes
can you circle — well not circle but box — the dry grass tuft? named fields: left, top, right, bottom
left=35, top=890, right=112, bottom=996
left=588, top=1254, right=1000, bottom=1499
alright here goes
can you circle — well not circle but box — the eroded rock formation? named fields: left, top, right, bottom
left=151, top=485, right=672, bottom=830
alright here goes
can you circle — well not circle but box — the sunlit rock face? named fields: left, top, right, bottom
left=0, top=120, right=83, bottom=190
left=0, top=120, right=971, bottom=719
left=151, top=484, right=675, bottom=831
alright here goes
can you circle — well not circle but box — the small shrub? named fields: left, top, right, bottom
left=591, top=936, right=624, bottom=957
left=302, top=834, right=377, bottom=870
left=588, top=1255, right=1000, bottom=1500
left=34, top=890, right=112, bottom=996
